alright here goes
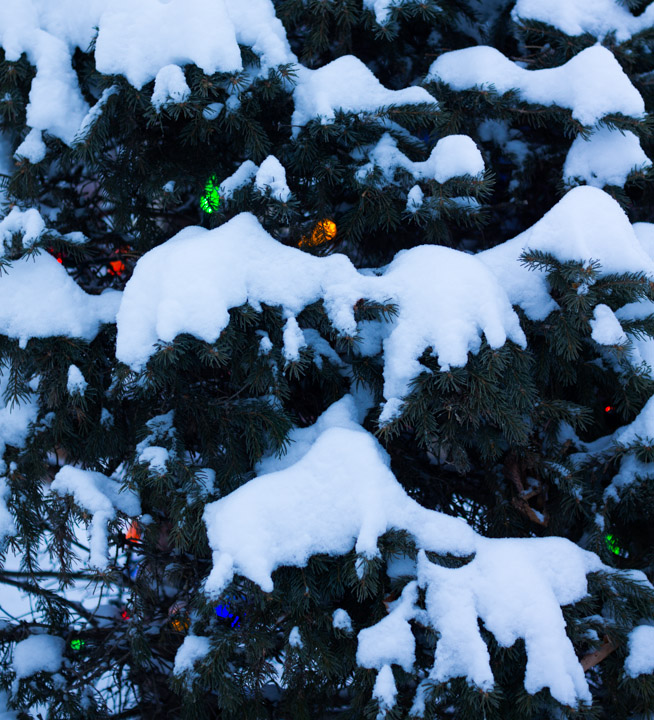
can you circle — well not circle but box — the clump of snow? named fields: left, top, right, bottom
left=0, top=253, right=121, bottom=347
left=66, top=364, right=87, bottom=396
left=563, top=128, right=652, bottom=189
left=135, top=411, right=176, bottom=474
left=428, top=45, right=645, bottom=127
left=95, top=0, right=295, bottom=89
left=288, top=626, right=303, bottom=648
left=372, top=664, right=398, bottom=715
left=173, top=635, right=211, bottom=676
left=116, top=212, right=525, bottom=409
left=332, top=608, right=353, bottom=633
left=634, top=223, right=654, bottom=260
left=356, top=132, right=484, bottom=185
left=589, top=304, right=628, bottom=346
left=479, top=186, right=654, bottom=321
left=0, top=477, right=15, bottom=541
left=624, top=625, right=654, bottom=678
left=255, top=156, right=291, bottom=202
left=379, top=244, right=526, bottom=406
left=363, top=0, right=420, bottom=25
left=204, top=395, right=607, bottom=705
left=292, top=56, right=436, bottom=137
left=406, top=185, right=424, bottom=213
left=14, top=128, right=46, bottom=164
left=220, top=161, right=259, bottom=200
left=151, top=64, right=191, bottom=111
left=13, top=635, right=64, bottom=680
left=0, top=207, right=46, bottom=251
left=512, top=0, right=654, bottom=43
left=51, top=466, right=141, bottom=568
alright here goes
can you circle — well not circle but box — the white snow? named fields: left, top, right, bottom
left=332, top=608, right=353, bottom=633
left=0, top=367, right=39, bottom=476
left=0, top=207, right=46, bottom=251
left=173, top=635, right=211, bottom=676
left=379, top=244, right=526, bottom=405
left=363, top=0, right=419, bottom=25
left=219, top=161, right=259, bottom=200
left=255, top=156, right=291, bottom=202
left=292, top=56, right=436, bottom=136
left=0, top=253, right=121, bottom=347
left=13, top=635, right=64, bottom=679
left=356, top=132, right=484, bottom=185
left=14, top=128, right=46, bottom=164
left=66, top=364, right=87, bottom=396
left=372, top=664, right=398, bottom=716
left=589, top=304, right=628, bottom=346
left=51, top=465, right=141, bottom=568
left=0, top=476, right=15, bottom=541
left=479, top=186, right=654, bottom=321
left=406, top=185, right=424, bottom=213
left=203, top=395, right=608, bottom=705
left=428, top=45, right=645, bottom=127
left=624, top=625, right=654, bottom=678
left=563, top=128, right=652, bottom=188
left=288, top=626, right=303, bottom=648
left=115, top=212, right=525, bottom=409
left=135, top=411, right=176, bottom=473
left=512, top=0, right=654, bottom=43
left=151, top=65, right=191, bottom=111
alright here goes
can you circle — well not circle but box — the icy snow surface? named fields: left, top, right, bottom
left=563, top=128, right=652, bottom=188
left=115, top=212, right=525, bottom=411
left=51, top=466, right=141, bottom=568
left=512, top=0, right=654, bottom=42
left=291, top=56, right=436, bottom=136
left=173, top=635, right=211, bottom=676
left=13, top=635, right=64, bottom=679
left=428, top=45, right=645, bottom=126
left=479, top=186, right=654, bottom=321
left=0, top=253, right=121, bottom=347
left=203, top=395, right=606, bottom=705
left=356, top=132, right=484, bottom=185
left=625, top=625, right=654, bottom=678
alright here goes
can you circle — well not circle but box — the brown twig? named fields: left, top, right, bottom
left=581, top=636, right=619, bottom=671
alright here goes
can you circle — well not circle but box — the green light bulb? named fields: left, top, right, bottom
left=70, top=638, right=85, bottom=650
left=200, top=175, right=220, bottom=214
left=605, top=533, right=622, bottom=556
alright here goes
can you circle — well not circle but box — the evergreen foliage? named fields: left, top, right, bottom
left=0, top=1, right=653, bottom=719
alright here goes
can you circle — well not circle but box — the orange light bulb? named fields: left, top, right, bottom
left=299, top=219, right=337, bottom=248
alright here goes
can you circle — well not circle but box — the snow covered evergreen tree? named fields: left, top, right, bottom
left=1, top=0, right=654, bottom=718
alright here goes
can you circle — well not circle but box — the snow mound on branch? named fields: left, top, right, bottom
left=14, top=128, right=46, bottom=164
left=13, top=635, right=64, bottom=680
left=151, top=65, right=191, bottom=111
left=115, top=213, right=380, bottom=369
left=173, top=635, right=211, bottom=676
left=204, top=395, right=605, bottom=705
left=0, top=253, right=121, bottom=347
left=66, top=364, right=87, bottom=396
left=356, top=132, right=484, bottom=185
left=625, top=625, right=654, bottom=678
left=291, top=56, right=436, bottom=136
left=255, top=156, right=291, bottom=201
left=51, top=466, right=141, bottom=568
left=96, top=0, right=294, bottom=89
left=0, top=0, right=294, bottom=143
left=564, top=128, right=652, bottom=188
left=115, top=213, right=525, bottom=410
left=428, top=45, right=645, bottom=126
left=203, top=395, right=477, bottom=594
left=479, top=186, right=654, bottom=320
left=512, top=0, right=654, bottom=43
left=634, top=222, right=654, bottom=260
left=590, top=304, right=628, bottom=346
left=0, top=207, right=45, bottom=251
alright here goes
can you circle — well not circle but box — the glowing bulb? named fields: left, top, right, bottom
left=604, top=406, right=613, bottom=413
left=200, top=176, right=221, bottom=214
left=605, top=533, right=623, bottom=556
left=70, top=638, right=85, bottom=650
left=299, top=219, right=337, bottom=248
